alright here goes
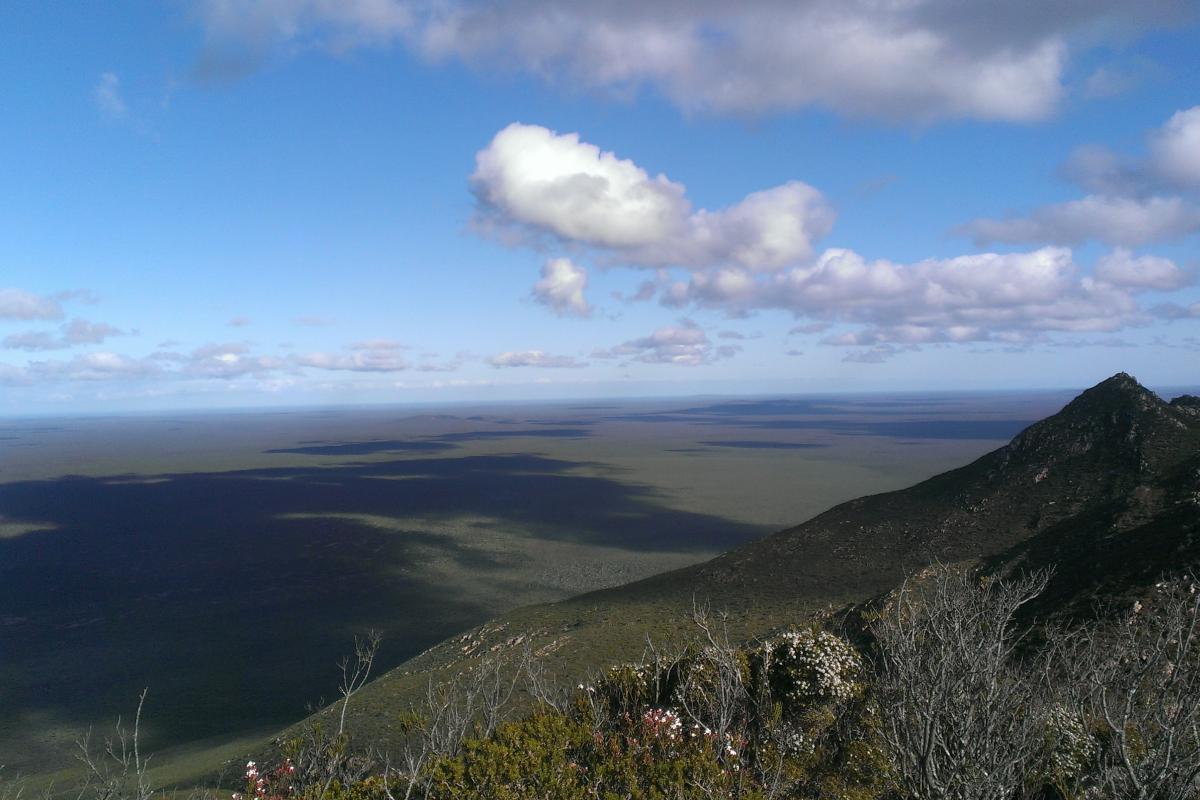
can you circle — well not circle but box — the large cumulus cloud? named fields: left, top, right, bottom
left=472, top=123, right=835, bottom=272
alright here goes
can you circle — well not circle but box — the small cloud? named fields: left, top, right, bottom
left=531, top=258, right=592, bottom=317
left=297, top=349, right=409, bottom=372
left=789, top=322, right=831, bottom=335
left=786, top=349, right=805, bottom=356
left=593, top=318, right=733, bottom=367
left=1152, top=301, right=1200, bottom=320
left=612, top=280, right=659, bottom=304
left=1094, top=249, right=1193, bottom=291
left=61, top=318, right=125, bottom=345
left=1082, top=66, right=1141, bottom=99
left=349, top=339, right=408, bottom=351
left=488, top=350, right=587, bottom=368
left=1, top=331, right=58, bottom=352
left=841, top=344, right=914, bottom=364
left=227, top=316, right=252, bottom=327
left=293, top=315, right=337, bottom=327
left=854, top=174, right=898, bottom=197
left=53, top=289, right=101, bottom=305
left=955, top=195, right=1200, bottom=248
left=0, top=288, right=64, bottom=321
left=94, top=72, right=127, bottom=120
left=2, top=318, right=126, bottom=351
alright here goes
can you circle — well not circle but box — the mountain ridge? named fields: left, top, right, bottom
left=269, top=373, right=1200, bottom=765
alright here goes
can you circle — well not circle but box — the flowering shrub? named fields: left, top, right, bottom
left=759, top=628, right=862, bottom=710
left=587, top=658, right=693, bottom=722
left=232, top=759, right=294, bottom=800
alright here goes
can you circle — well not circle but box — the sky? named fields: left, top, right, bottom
left=1, top=1, right=1199, bottom=414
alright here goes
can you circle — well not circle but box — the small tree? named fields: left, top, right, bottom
left=75, top=689, right=155, bottom=800
left=871, top=567, right=1051, bottom=800
left=1064, top=576, right=1200, bottom=800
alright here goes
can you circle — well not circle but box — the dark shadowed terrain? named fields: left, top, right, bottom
left=0, top=389, right=1081, bottom=774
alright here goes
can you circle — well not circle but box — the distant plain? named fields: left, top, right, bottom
left=0, top=390, right=1075, bottom=775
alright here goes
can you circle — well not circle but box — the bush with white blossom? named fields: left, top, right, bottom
left=758, top=628, right=863, bottom=709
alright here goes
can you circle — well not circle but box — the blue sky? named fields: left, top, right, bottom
left=1, top=2, right=1198, bottom=414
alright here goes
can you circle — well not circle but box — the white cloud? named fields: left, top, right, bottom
left=195, top=0, right=414, bottom=79
left=94, top=72, right=127, bottom=119
left=297, top=350, right=410, bottom=372
left=185, top=343, right=286, bottom=378
left=964, top=106, right=1200, bottom=249
left=0, top=289, right=64, bottom=321
left=1, top=331, right=59, bottom=352
left=473, top=123, right=687, bottom=249
left=1149, top=106, right=1200, bottom=187
left=531, top=258, right=592, bottom=317
left=1081, top=66, right=1142, bottom=99
left=2, top=319, right=126, bottom=351
left=28, top=352, right=161, bottom=382
left=1057, top=144, right=1152, bottom=196
left=841, top=343, right=916, bottom=363
left=789, top=322, right=831, bottom=335
left=1, top=341, right=297, bottom=385
left=593, top=318, right=734, bottom=366
left=193, top=1, right=1191, bottom=122
left=1094, top=249, right=1193, bottom=291
left=295, top=340, right=463, bottom=372
left=349, top=338, right=408, bottom=351
left=1056, top=106, right=1200, bottom=196
left=489, top=350, right=587, bottom=368
left=957, top=194, right=1200, bottom=247
left=668, top=246, right=1157, bottom=346
left=1153, top=302, right=1200, bottom=320
left=473, top=123, right=834, bottom=271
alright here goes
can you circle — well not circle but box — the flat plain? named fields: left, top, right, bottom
left=0, top=389, right=1074, bottom=776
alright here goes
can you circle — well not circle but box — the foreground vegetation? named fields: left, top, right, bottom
left=9, top=565, right=1198, bottom=800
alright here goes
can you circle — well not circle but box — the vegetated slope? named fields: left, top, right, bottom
left=291, top=373, right=1200, bottom=756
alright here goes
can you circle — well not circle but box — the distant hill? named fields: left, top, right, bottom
left=270, top=373, right=1200, bottom=763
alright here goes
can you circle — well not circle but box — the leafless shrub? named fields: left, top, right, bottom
left=337, top=631, right=381, bottom=737
left=523, top=646, right=571, bottom=714
left=278, top=631, right=382, bottom=798
left=1062, top=575, right=1200, bottom=800
left=677, top=603, right=751, bottom=744
left=0, top=768, right=50, bottom=800
left=386, top=651, right=525, bottom=798
left=871, top=566, right=1052, bottom=800
left=74, top=689, right=155, bottom=800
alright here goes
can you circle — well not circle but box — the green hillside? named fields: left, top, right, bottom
left=277, top=373, right=1199, bottom=761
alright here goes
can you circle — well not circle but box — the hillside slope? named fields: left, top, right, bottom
left=288, top=373, right=1200, bottom=756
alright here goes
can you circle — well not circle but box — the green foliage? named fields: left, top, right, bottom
left=423, top=713, right=590, bottom=800
left=422, top=707, right=754, bottom=800
left=402, top=626, right=884, bottom=799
